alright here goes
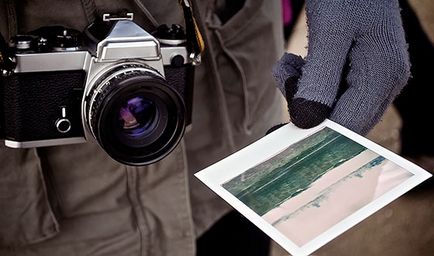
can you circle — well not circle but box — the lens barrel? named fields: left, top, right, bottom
left=85, top=64, right=186, bottom=165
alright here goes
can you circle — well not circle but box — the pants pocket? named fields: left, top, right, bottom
left=0, top=147, right=59, bottom=247
left=206, top=0, right=284, bottom=133
left=214, top=0, right=247, bottom=24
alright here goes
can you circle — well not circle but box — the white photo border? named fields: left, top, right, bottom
left=195, top=120, right=432, bottom=256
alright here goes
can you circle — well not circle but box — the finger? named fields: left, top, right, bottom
left=294, top=1, right=354, bottom=106
left=289, top=98, right=333, bottom=128
left=289, top=1, right=356, bottom=129
left=272, top=53, right=304, bottom=98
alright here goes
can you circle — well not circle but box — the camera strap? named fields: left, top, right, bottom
left=80, top=0, right=98, bottom=25
left=1, top=0, right=17, bottom=75
left=179, top=0, right=205, bottom=65
left=0, top=33, right=15, bottom=76
left=5, top=0, right=17, bottom=37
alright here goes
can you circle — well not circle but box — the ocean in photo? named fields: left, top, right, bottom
left=222, top=127, right=367, bottom=216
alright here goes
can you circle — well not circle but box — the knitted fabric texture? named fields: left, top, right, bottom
left=273, top=0, right=410, bottom=135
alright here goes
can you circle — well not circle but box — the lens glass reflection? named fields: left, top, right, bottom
left=118, top=96, right=157, bottom=137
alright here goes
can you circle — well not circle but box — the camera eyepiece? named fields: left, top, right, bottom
left=86, top=64, right=186, bottom=166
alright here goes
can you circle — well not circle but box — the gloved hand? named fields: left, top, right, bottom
left=273, top=0, right=410, bottom=135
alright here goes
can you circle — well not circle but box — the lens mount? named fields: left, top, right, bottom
left=85, top=64, right=186, bottom=165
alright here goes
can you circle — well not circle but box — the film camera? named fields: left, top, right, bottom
left=0, top=13, right=199, bottom=165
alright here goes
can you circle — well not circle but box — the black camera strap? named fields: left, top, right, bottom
left=5, top=0, right=17, bottom=37
left=0, top=34, right=7, bottom=67
left=0, top=33, right=15, bottom=76
left=1, top=0, right=17, bottom=75
left=1, top=0, right=16, bottom=75
left=80, top=0, right=98, bottom=25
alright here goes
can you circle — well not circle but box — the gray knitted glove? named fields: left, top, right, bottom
left=273, top=0, right=410, bottom=135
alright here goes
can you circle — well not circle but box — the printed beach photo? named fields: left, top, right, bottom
left=221, top=127, right=413, bottom=247
left=195, top=120, right=431, bottom=256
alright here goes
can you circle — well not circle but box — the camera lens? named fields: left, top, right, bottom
left=86, top=64, right=186, bottom=165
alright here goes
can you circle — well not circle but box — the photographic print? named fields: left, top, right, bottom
left=222, top=127, right=412, bottom=247
left=195, top=120, right=431, bottom=256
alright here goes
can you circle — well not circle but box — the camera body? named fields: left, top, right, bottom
left=0, top=15, right=195, bottom=165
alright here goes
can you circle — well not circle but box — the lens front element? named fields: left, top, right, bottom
left=118, top=96, right=160, bottom=143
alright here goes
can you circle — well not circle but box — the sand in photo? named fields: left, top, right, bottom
left=263, top=151, right=412, bottom=246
